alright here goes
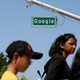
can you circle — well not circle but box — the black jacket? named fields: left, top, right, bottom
left=44, top=53, right=72, bottom=80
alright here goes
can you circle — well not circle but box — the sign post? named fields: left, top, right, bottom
left=26, top=0, right=80, bottom=21
left=32, top=16, right=57, bottom=28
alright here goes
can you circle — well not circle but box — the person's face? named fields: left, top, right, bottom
left=16, top=54, right=32, bottom=72
left=60, top=38, right=76, bottom=54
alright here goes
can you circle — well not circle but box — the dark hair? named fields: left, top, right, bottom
left=49, top=33, right=77, bottom=57
left=71, top=47, right=80, bottom=79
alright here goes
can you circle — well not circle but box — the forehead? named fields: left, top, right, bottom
left=66, top=38, right=76, bottom=43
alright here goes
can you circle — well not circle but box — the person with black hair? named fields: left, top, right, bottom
left=71, top=47, right=80, bottom=80
left=44, top=33, right=77, bottom=80
left=1, top=40, right=43, bottom=80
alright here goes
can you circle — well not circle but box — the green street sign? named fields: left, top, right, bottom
left=32, top=16, right=57, bottom=28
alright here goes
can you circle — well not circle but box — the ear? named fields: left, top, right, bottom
left=60, top=43, right=64, bottom=49
left=13, top=52, right=18, bottom=59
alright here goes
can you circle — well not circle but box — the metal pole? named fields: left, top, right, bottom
left=26, top=0, right=80, bottom=21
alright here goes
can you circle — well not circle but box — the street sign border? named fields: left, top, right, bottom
left=32, top=16, right=57, bottom=28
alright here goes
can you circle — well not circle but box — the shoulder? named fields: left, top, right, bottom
left=49, top=53, right=66, bottom=66
left=52, top=53, right=65, bottom=61
left=48, top=54, right=66, bottom=70
left=1, top=71, right=18, bottom=80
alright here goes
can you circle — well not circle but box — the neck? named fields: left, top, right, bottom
left=62, top=51, right=69, bottom=59
left=7, top=62, right=18, bottom=75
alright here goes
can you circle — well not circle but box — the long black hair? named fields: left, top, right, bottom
left=49, top=33, right=77, bottom=57
left=71, top=47, right=80, bottom=79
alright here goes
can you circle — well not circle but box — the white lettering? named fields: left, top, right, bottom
left=34, top=19, right=38, bottom=23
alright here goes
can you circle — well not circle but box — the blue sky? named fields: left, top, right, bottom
left=0, top=0, right=80, bottom=80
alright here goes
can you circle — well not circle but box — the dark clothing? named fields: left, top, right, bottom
left=71, top=70, right=80, bottom=80
left=44, top=53, right=72, bottom=80
left=70, top=61, right=80, bottom=80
